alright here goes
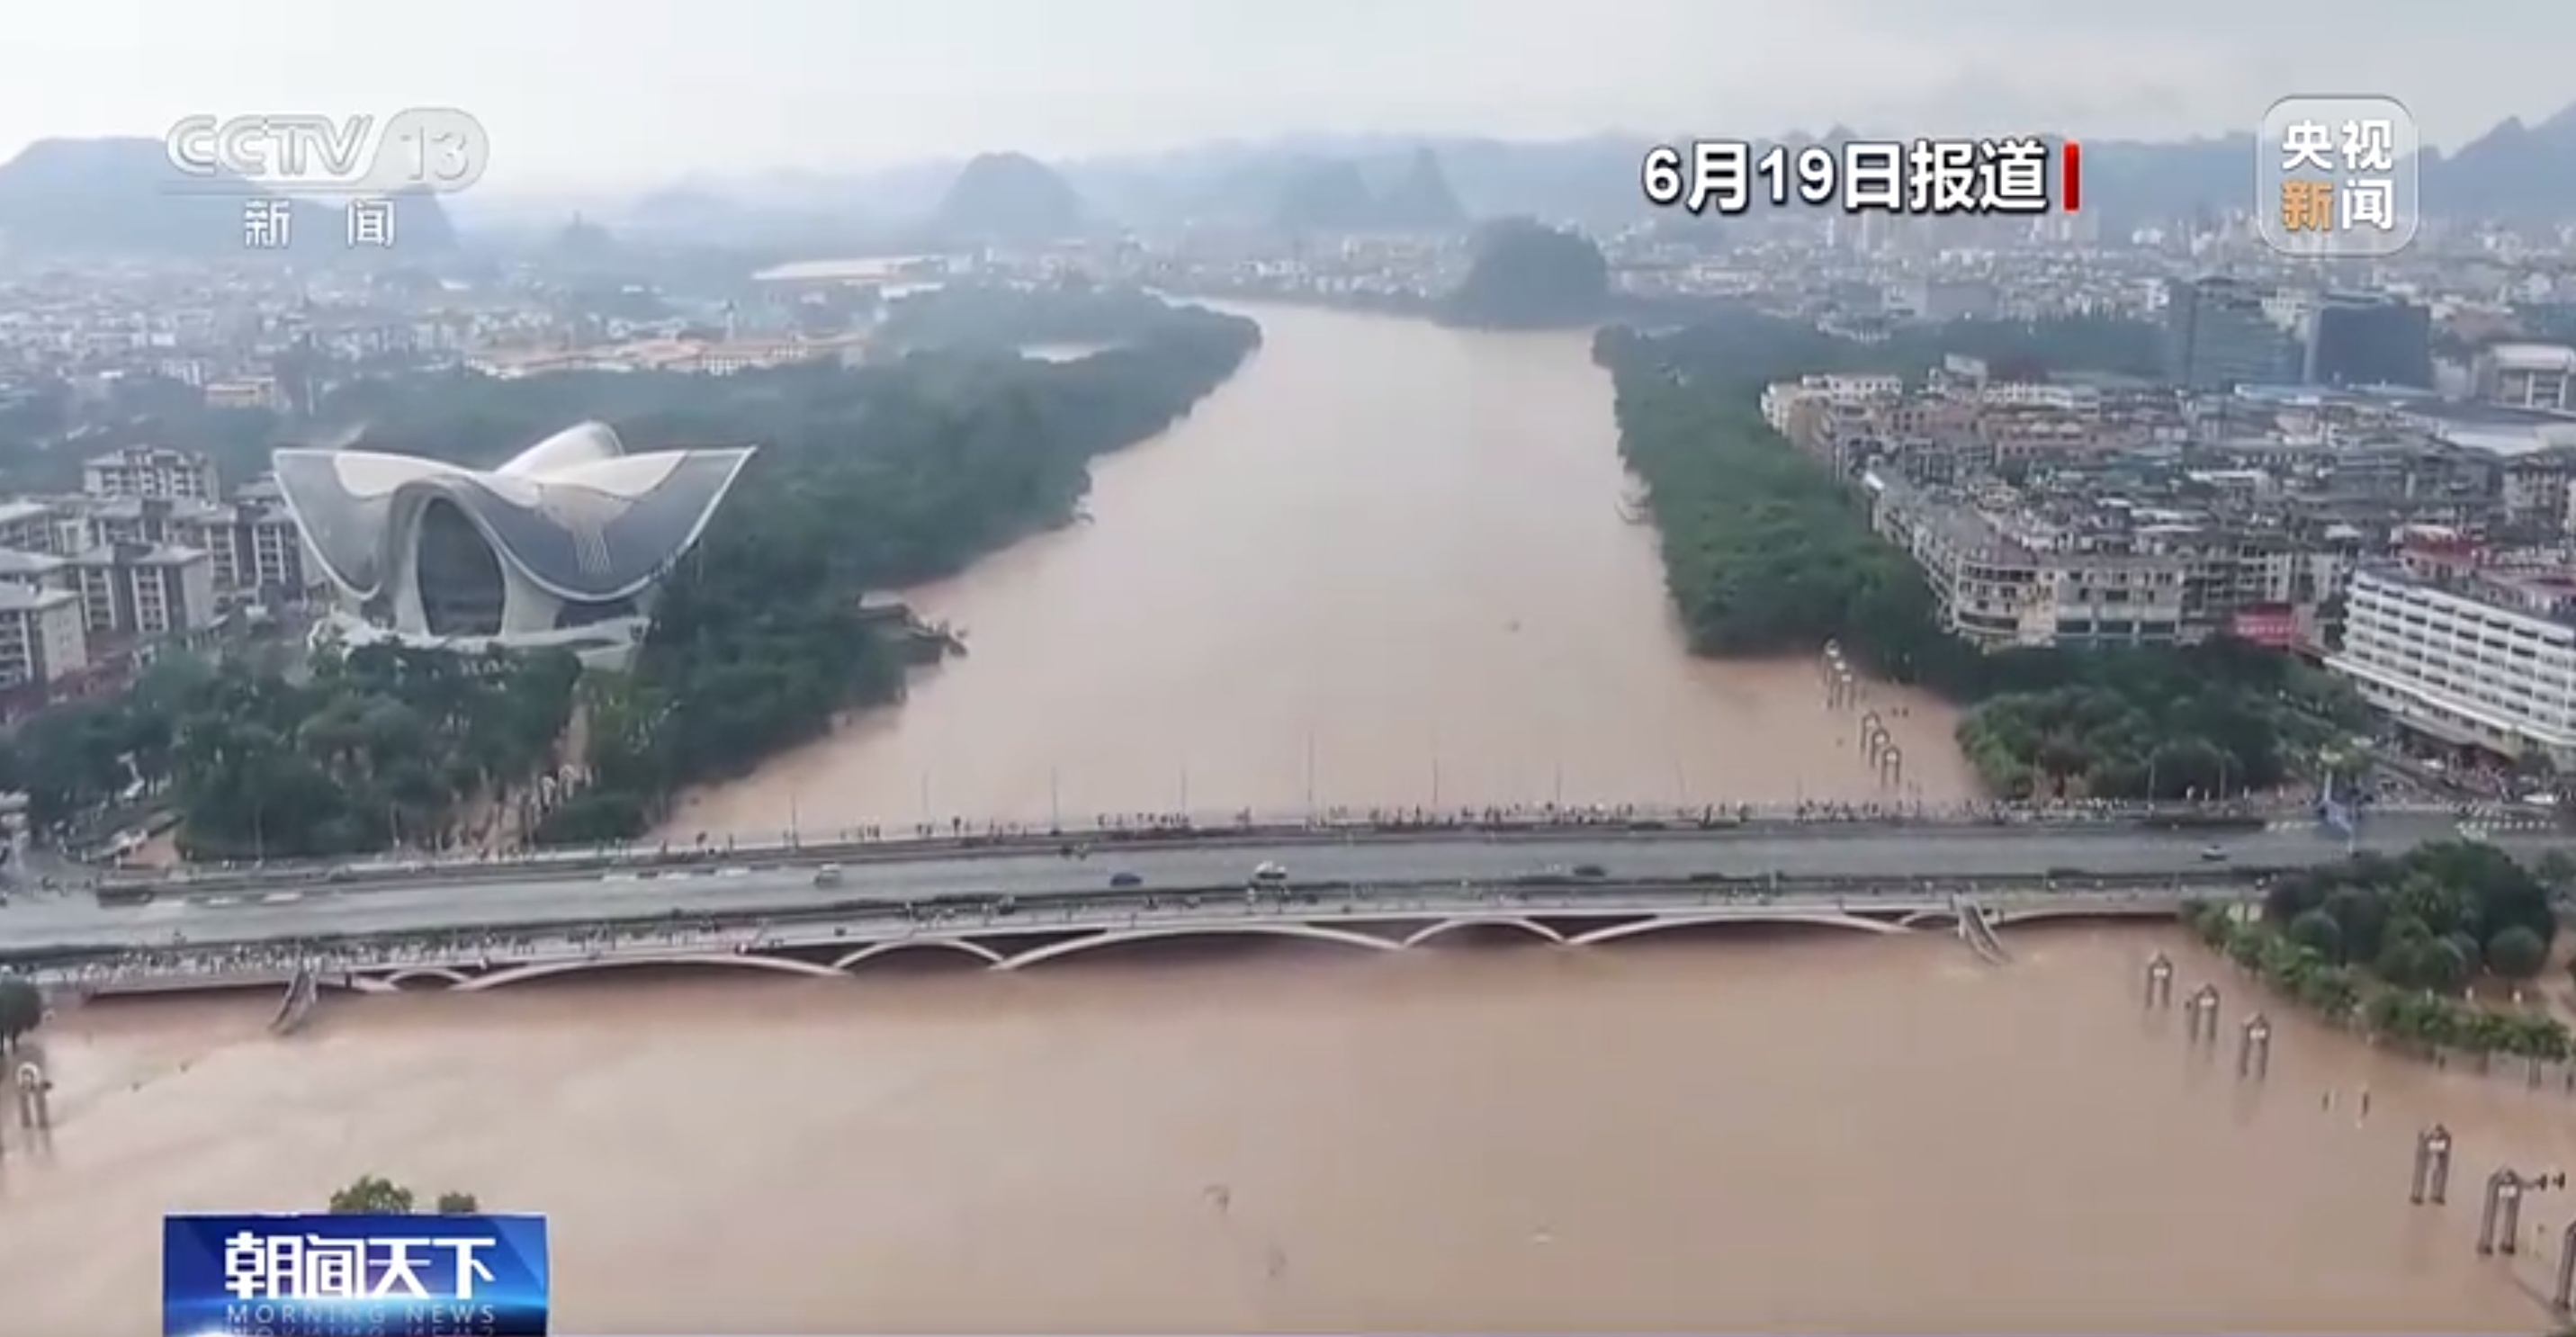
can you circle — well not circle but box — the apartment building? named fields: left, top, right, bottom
left=82, top=445, right=219, bottom=501
left=2476, top=343, right=2576, bottom=412
left=0, top=548, right=74, bottom=593
left=1868, top=476, right=2187, bottom=649
left=0, top=498, right=51, bottom=552
left=2329, top=550, right=2576, bottom=766
left=40, top=488, right=318, bottom=600
left=2131, top=523, right=2358, bottom=636
left=68, top=542, right=218, bottom=638
left=231, top=477, right=320, bottom=595
left=0, top=582, right=89, bottom=688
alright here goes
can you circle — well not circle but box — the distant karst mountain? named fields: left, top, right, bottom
left=931, top=152, right=1084, bottom=244
left=1270, top=148, right=1468, bottom=233
left=0, top=137, right=270, bottom=256
left=0, top=136, right=459, bottom=257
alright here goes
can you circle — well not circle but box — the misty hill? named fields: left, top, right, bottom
left=382, top=188, right=458, bottom=253
left=1441, top=219, right=1608, bottom=330
left=0, top=137, right=461, bottom=257
left=1270, top=148, right=1467, bottom=233
left=931, top=152, right=1084, bottom=245
left=0, top=137, right=277, bottom=256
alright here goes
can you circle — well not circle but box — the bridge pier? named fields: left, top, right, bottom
left=12, top=1061, right=48, bottom=1133
left=2143, top=952, right=2175, bottom=1009
left=2236, top=1014, right=2272, bottom=1080
left=2411, top=1125, right=2454, bottom=1205
left=2481, top=1169, right=2527, bottom=1256
left=2185, top=984, right=2221, bottom=1045
left=2555, top=1218, right=2576, bottom=1311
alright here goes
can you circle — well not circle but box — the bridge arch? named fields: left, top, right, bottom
left=830, top=938, right=1006, bottom=971
left=1895, top=908, right=1962, bottom=929
left=379, top=967, right=474, bottom=990
left=459, top=953, right=844, bottom=992
left=1992, top=902, right=2167, bottom=928
left=1568, top=911, right=1905, bottom=948
left=1401, top=917, right=1567, bottom=948
left=999, top=922, right=1404, bottom=972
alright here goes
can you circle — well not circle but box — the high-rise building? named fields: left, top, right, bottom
left=2303, top=292, right=2434, bottom=389
left=81, top=446, right=220, bottom=502
left=2161, top=277, right=2296, bottom=391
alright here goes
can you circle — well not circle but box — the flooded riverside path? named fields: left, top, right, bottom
left=7, top=928, right=2576, bottom=1332
left=670, top=304, right=1976, bottom=837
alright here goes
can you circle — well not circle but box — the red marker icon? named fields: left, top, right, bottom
left=2061, top=141, right=2083, bottom=212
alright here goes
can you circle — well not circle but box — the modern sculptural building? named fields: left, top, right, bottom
left=273, top=422, right=756, bottom=663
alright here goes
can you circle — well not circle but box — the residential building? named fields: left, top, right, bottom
left=0, top=549, right=74, bottom=593
left=67, top=542, right=218, bottom=638
left=1868, top=475, right=2188, bottom=649
left=232, top=478, right=320, bottom=597
left=2476, top=343, right=2576, bottom=412
left=0, top=499, right=53, bottom=553
left=82, top=445, right=220, bottom=501
left=2328, top=540, right=2576, bottom=765
left=0, top=583, right=89, bottom=688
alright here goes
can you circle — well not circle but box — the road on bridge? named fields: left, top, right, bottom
left=0, top=819, right=2536, bottom=951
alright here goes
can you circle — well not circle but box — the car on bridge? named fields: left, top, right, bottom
left=1252, top=861, right=1288, bottom=887
left=1109, top=872, right=1144, bottom=889
left=812, top=864, right=844, bottom=887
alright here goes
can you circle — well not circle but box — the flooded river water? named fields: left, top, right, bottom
left=670, top=304, right=1975, bottom=838
left=4, top=928, right=2573, bottom=1332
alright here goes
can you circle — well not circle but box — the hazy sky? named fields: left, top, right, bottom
left=8, top=0, right=2571, bottom=196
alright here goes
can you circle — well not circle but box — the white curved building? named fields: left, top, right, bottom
left=273, top=422, right=755, bottom=659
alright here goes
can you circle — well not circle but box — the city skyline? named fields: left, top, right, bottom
left=6, top=0, right=2572, bottom=198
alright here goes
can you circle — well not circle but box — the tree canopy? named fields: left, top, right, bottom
left=328, top=1175, right=481, bottom=1215
left=0, top=976, right=41, bottom=1049
left=2186, top=840, right=2569, bottom=1060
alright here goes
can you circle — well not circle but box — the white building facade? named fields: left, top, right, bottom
left=2328, top=567, right=2576, bottom=765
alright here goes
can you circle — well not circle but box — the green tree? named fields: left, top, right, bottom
left=328, top=1176, right=417, bottom=1215
left=2286, top=908, right=2343, bottom=959
left=0, top=975, right=42, bottom=1050
left=328, top=1177, right=483, bottom=1215
left=2488, top=925, right=2550, bottom=979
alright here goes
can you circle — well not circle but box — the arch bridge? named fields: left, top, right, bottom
left=294, top=886, right=2199, bottom=995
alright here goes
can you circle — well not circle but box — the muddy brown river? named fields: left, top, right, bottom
left=669, top=304, right=1974, bottom=839
left=4, top=929, right=2573, bottom=1332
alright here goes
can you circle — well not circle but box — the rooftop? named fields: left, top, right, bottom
left=0, top=583, right=76, bottom=613
left=69, top=542, right=210, bottom=569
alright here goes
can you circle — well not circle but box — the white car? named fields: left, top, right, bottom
left=1252, top=861, right=1288, bottom=885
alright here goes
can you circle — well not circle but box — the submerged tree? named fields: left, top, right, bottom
left=0, top=976, right=43, bottom=1052
left=326, top=1176, right=485, bottom=1215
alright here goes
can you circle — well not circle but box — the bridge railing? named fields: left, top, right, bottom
left=85, top=796, right=2364, bottom=895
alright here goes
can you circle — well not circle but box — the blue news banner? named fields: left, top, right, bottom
left=164, top=1213, right=550, bottom=1336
